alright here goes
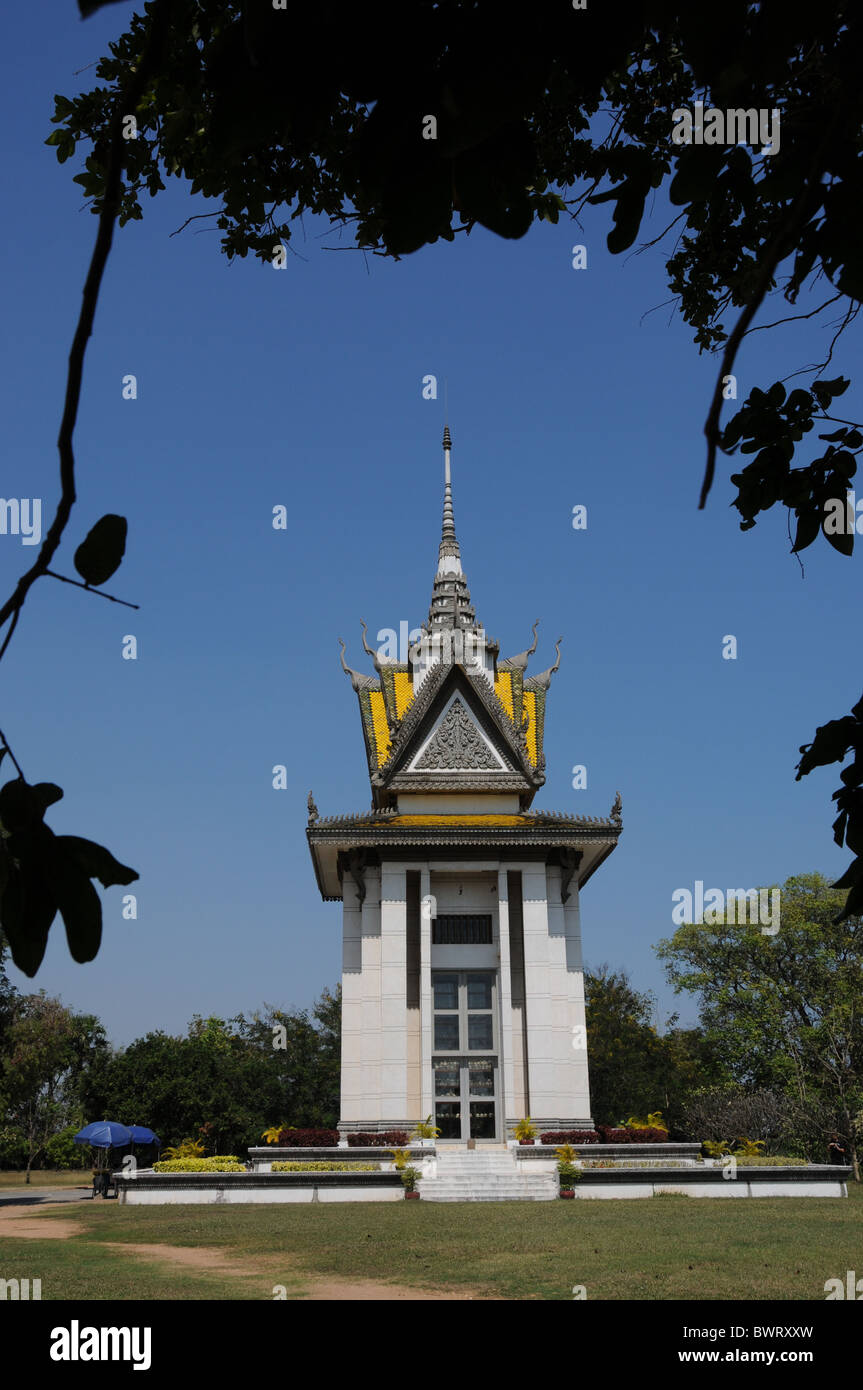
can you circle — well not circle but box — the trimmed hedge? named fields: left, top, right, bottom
left=153, top=1157, right=244, bottom=1172
left=346, top=1131, right=410, bottom=1147
left=591, top=1126, right=671, bottom=1143
left=276, top=1128, right=340, bottom=1147
left=540, top=1130, right=600, bottom=1145
left=271, top=1161, right=379, bottom=1172
left=538, top=1127, right=671, bottom=1145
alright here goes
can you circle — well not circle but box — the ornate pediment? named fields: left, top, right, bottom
left=372, top=664, right=539, bottom=801
left=411, top=696, right=509, bottom=772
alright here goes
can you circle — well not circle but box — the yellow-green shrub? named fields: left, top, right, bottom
left=153, top=1156, right=243, bottom=1172
left=271, top=1161, right=379, bottom=1172
left=161, top=1138, right=206, bottom=1160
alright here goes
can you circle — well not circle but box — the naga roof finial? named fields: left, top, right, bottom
left=360, top=617, right=388, bottom=673
left=500, top=619, right=540, bottom=672
left=527, top=637, right=562, bottom=690
left=338, top=638, right=377, bottom=691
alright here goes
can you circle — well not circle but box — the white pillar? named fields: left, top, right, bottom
left=357, top=867, right=382, bottom=1126
left=496, top=868, right=517, bottom=1130
left=339, top=870, right=365, bottom=1127
left=379, top=861, right=409, bottom=1125
left=420, top=866, right=433, bottom=1120
left=520, top=864, right=555, bottom=1119
left=562, top=879, right=591, bottom=1121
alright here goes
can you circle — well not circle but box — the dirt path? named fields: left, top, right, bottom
left=0, top=1204, right=82, bottom=1240
left=102, top=1241, right=481, bottom=1299
left=0, top=1204, right=486, bottom=1300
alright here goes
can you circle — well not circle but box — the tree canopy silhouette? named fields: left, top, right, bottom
left=3, top=0, right=862, bottom=972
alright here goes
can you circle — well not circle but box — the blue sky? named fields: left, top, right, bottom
left=1, top=2, right=860, bottom=1045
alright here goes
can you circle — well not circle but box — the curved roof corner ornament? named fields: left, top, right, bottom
left=501, top=619, right=540, bottom=672
left=338, top=638, right=377, bottom=691
left=360, top=617, right=386, bottom=674
left=528, top=636, right=562, bottom=691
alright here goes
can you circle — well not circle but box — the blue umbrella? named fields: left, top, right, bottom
left=74, top=1121, right=132, bottom=1149
left=128, top=1126, right=160, bottom=1148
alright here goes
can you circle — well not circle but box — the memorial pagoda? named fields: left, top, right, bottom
left=307, top=428, right=621, bottom=1141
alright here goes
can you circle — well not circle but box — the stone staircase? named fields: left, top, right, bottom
left=421, top=1150, right=557, bottom=1202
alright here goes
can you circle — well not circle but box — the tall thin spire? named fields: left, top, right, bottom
left=428, top=426, right=477, bottom=631
left=438, top=424, right=460, bottom=566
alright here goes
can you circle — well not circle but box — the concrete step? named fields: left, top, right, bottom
left=423, top=1190, right=557, bottom=1203
left=423, top=1151, right=558, bottom=1201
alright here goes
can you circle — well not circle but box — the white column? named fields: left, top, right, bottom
left=496, top=868, right=516, bottom=1131
left=379, top=861, right=409, bottom=1124
left=420, top=866, right=433, bottom=1120
left=339, top=871, right=365, bottom=1127
left=563, top=880, right=591, bottom=1122
left=358, top=867, right=382, bottom=1126
left=520, top=863, right=556, bottom=1120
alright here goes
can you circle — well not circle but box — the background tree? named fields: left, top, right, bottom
left=81, top=987, right=342, bottom=1152
left=233, top=986, right=341, bottom=1129
left=680, top=1085, right=836, bottom=1161
left=656, top=872, right=863, bottom=1177
left=1, top=992, right=106, bottom=1181
left=5, top=1, right=863, bottom=968
left=584, top=964, right=725, bottom=1129
left=81, top=1021, right=276, bottom=1156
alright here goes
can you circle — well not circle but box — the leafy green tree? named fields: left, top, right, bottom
left=584, top=965, right=723, bottom=1129
left=82, top=1023, right=276, bottom=1155
left=656, top=872, right=863, bottom=1177
left=1, top=994, right=106, bottom=1180
left=233, top=986, right=341, bottom=1129
left=82, top=987, right=342, bottom=1152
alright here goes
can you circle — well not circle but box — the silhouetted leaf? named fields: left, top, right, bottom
left=73, top=514, right=127, bottom=586
left=78, top=0, right=127, bottom=15
left=57, top=835, right=139, bottom=888
left=0, top=844, right=58, bottom=977
left=796, top=717, right=857, bottom=779
left=832, top=855, right=863, bottom=890
left=31, top=783, right=64, bottom=814
left=824, top=522, right=854, bottom=557
left=791, top=508, right=820, bottom=554
left=0, top=780, right=38, bottom=834
left=53, top=846, right=102, bottom=964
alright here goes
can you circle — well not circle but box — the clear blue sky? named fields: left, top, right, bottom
left=2, top=3, right=860, bottom=1045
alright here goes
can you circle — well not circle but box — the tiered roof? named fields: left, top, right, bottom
left=336, top=428, right=563, bottom=809
left=308, top=428, right=622, bottom=900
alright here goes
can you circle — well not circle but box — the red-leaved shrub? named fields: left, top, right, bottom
left=346, top=1131, right=410, bottom=1147
left=540, top=1130, right=600, bottom=1145
left=276, top=1128, right=340, bottom=1147
left=626, top=1126, right=669, bottom=1143
left=596, top=1126, right=632, bottom=1143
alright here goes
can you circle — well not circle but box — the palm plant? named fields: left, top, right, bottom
left=411, top=1115, right=441, bottom=1140
left=261, top=1125, right=286, bottom=1145
left=734, top=1137, right=767, bottom=1157
left=161, top=1137, right=206, bottom=1160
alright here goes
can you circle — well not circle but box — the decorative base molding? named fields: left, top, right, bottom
left=338, top=1120, right=413, bottom=1136
left=504, top=1117, right=595, bottom=1137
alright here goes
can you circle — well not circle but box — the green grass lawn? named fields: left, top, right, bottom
left=1, top=1185, right=860, bottom=1300
left=0, top=1170, right=91, bottom=1189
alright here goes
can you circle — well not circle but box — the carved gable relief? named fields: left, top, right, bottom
left=411, top=695, right=507, bottom=772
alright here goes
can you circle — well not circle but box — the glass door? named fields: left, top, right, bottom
left=432, top=971, right=499, bottom=1140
